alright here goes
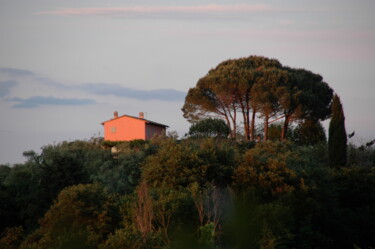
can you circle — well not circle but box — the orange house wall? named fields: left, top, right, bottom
left=104, top=116, right=146, bottom=141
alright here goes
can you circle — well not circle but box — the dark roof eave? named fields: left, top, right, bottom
left=146, top=121, right=169, bottom=128
left=101, top=114, right=168, bottom=127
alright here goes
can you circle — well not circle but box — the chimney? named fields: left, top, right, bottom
left=114, top=111, right=118, bottom=118
left=139, top=112, right=144, bottom=119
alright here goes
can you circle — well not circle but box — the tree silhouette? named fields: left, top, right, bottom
left=328, top=94, right=347, bottom=167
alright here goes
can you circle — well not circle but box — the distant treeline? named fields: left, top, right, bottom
left=1, top=135, right=375, bottom=249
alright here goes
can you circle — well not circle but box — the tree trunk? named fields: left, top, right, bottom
left=231, top=111, right=237, bottom=139
left=264, top=115, right=269, bottom=141
left=223, top=113, right=232, bottom=138
left=227, top=102, right=237, bottom=139
left=245, top=98, right=251, bottom=141
left=250, top=109, right=256, bottom=141
left=281, top=114, right=290, bottom=140
left=240, top=102, right=250, bottom=141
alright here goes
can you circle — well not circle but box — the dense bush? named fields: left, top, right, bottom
left=1, top=137, right=374, bottom=249
left=187, top=118, right=230, bottom=138
left=20, top=184, right=120, bottom=249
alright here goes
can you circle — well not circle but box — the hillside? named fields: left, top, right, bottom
left=1, top=136, right=374, bottom=249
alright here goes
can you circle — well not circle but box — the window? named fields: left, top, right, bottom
left=110, top=127, right=117, bottom=133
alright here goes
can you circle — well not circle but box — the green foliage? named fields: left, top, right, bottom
left=267, top=123, right=283, bottom=141
left=0, top=226, right=24, bottom=249
left=0, top=165, right=11, bottom=183
left=293, top=143, right=329, bottom=169
left=188, top=118, right=230, bottom=138
left=142, top=138, right=237, bottom=189
left=113, top=140, right=158, bottom=158
left=279, top=166, right=337, bottom=249
left=182, top=55, right=283, bottom=140
left=182, top=55, right=333, bottom=141
left=99, top=228, right=164, bottom=249
left=198, top=223, right=216, bottom=249
left=2, top=163, right=41, bottom=231
left=37, top=146, right=90, bottom=201
left=286, top=68, right=333, bottom=121
left=251, top=68, right=287, bottom=141
left=101, top=140, right=120, bottom=148
left=0, top=184, right=18, bottom=232
left=291, top=119, right=327, bottom=146
left=235, top=140, right=256, bottom=153
left=21, top=184, right=120, bottom=249
left=224, top=196, right=294, bottom=249
left=331, top=167, right=375, bottom=248
left=151, top=187, right=194, bottom=243
left=129, top=139, right=149, bottom=149
left=328, top=94, right=347, bottom=167
left=347, top=142, right=375, bottom=167
left=280, top=165, right=375, bottom=249
left=95, top=152, right=145, bottom=195
left=233, top=141, right=301, bottom=198
left=3, top=132, right=375, bottom=248
left=169, top=222, right=218, bottom=249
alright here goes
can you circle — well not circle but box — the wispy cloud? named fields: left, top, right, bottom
left=80, top=83, right=185, bottom=102
left=9, top=96, right=96, bottom=108
left=0, top=67, right=186, bottom=105
left=37, top=4, right=274, bottom=17
left=0, top=80, right=17, bottom=97
left=0, top=68, right=35, bottom=77
left=0, top=67, right=67, bottom=89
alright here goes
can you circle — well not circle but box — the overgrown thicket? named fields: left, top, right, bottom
left=1, top=136, right=375, bottom=249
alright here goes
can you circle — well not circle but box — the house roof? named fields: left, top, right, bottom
left=101, top=114, right=169, bottom=128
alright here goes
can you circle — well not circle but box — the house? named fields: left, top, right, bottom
left=101, top=111, right=168, bottom=141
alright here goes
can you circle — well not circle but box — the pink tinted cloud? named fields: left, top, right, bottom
left=37, top=4, right=274, bottom=16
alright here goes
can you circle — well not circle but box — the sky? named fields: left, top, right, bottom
left=0, top=0, right=374, bottom=164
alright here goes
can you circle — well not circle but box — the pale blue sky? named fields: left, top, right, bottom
left=1, top=0, right=374, bottom=164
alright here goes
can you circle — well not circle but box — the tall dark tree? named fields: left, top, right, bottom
left=182, top=56, right=282, bottom=140
left=277, top=68, right=333, bottom=140
left=183, top=55, right=334, bottom=142
left=328, top=94, right=347, bottom=167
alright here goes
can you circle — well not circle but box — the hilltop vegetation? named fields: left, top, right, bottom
left=1, top=55, right=375, bottom=248
left=0, top=135, right=375, bottom=249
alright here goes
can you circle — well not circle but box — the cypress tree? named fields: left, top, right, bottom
left=328, top=94, right=347, bottom=167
